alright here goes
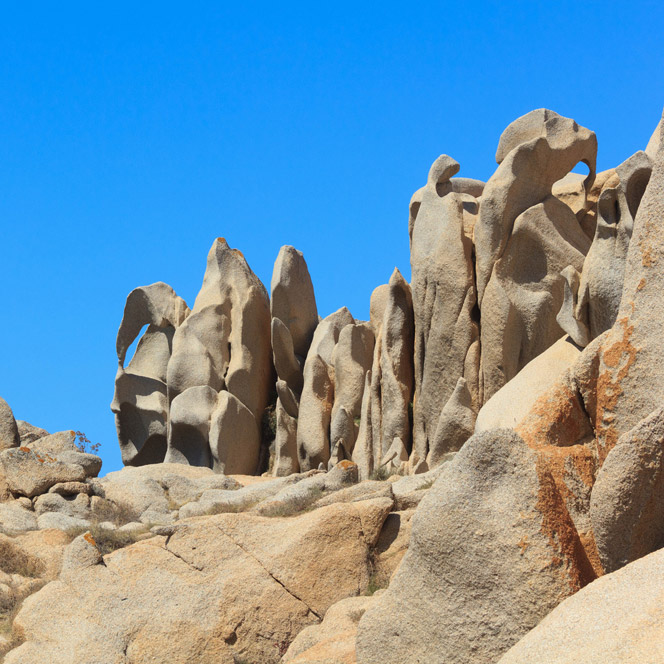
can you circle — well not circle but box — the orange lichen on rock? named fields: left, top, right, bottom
left=594, top=315, right=638, bottom=460
left=534, top=454, right=597, bottom=593
left=516, top=383, right=592, bottom=449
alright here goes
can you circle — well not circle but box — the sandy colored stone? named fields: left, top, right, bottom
left=272, top=398, right=300, bottom=477
left=15, top=421, right=49, bottom=445
left=475, top=335, right=581, bottom=433
left=0, top=448, right=87, bottom=499
left=209, top=390, right=261, bottom=475
left=497, top=547, right=664, bottom=664
left=410, top=155, right=479, bottom=469
left=271, top=245, right=318, bottom=359
left=356, top=429, right=595, bottom=664
left=298, top=355, right=335, bottom=472
left=590, top=405, right=664, bottom=573
left=166, top=385, right=217, bottom=466
left=0, top=398, right=19, bottom=451
left=112, top=282, right=190, bottom=465
left=426, top=376, right=475, bottom=467
left=284, top=595, right=374, bottom=663
left=5, top=500, right=389, bottom=664
left=558, top=151, right=652, bottom=345
left=479, top=194, right=590, bottom=400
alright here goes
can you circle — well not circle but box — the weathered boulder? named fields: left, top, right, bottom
left=165, top=385, right=217, bottom=466
left=476, top=109, right=596, bottom=401
left=111, top=282, right=190, bottom=466
left=426, top=376, right=475, bottom=467
left=330, top=323, right=374, bottom=457
left=209, top=390, right=261, bottom=475
left=283, top=595, right=374, bottom=663
left=590, top=405, right=664, bottom=573
left=475, top=335, right=581, bottom=433
left=410, top=155, right=479, bottom=469
left=497, top=547, right=664, bottom=664
left=356, top=269, right=414, bottom=480
left=5, top=500, right=391, bottom=664
left=298, top=312, right=345, bottom=471
left=271, top=245, right=318, bottom=359
left=15, top=420, right=49, bottom=445
left=272, top=398, right=299, bottom=476
left=356, top=429, right=595, bottom=664
left=0, top=398, right=19, bottom=451
left=165, top=238, right=272, bottom=468
left=0, top=448, right=87, bottom=499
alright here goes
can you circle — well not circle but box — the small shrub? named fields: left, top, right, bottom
left=364, top=571, right=389, bottom=596
left=369, top=465, right=390, bottom=482
left=0, top=537, right=44, bottom=578
left=74, top=431, right=101, bottom=455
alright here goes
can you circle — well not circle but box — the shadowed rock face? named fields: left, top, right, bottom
left=111, top=282, right=190, bottom=466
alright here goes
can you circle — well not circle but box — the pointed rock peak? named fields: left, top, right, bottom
left=388, top=267, right=408, bottom=289
left=195, top=237, right=268, bottom=312
left=645, top=107, right=663, bottom=159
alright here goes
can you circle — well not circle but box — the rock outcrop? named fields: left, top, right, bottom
left=498, top=546, right=664, bottom=664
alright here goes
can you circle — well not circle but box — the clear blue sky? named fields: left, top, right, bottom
left=2, top=2, right=662, bottom=473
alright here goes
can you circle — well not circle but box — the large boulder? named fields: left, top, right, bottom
left=271, top=245, right=318, bottom=359
left=0, top=448, right=88, bottom=499
left=475, top=335, right=581, bottom=433
left=590, top=405, right=664, bottom=573
left=497, top=547, right=664, bottom=664
left=4, top=500, right=392, bottom=664
left=356, top=429, right=595, bottom=664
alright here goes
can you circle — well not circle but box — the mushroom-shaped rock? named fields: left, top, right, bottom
left=111, top=282, right=190, bottom=466
left=475, top=109, right=597, bottom=306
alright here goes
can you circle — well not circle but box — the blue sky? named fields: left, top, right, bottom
left=2, top=2, right=662, bottom=473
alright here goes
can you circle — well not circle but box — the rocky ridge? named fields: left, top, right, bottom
left=0, top=105, right=663, bottom=662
